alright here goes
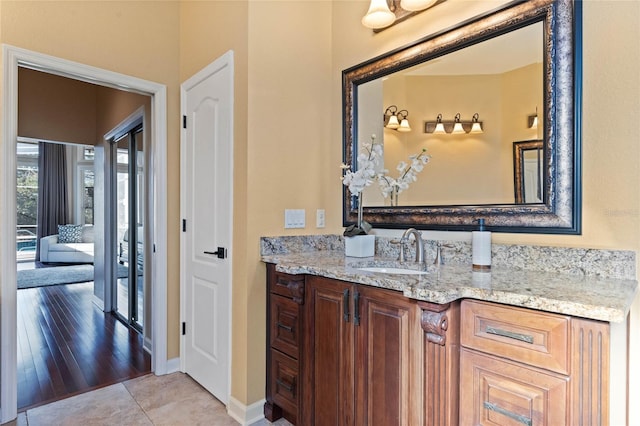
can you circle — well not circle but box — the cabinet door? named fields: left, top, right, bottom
left=302, top=276, right=354, bottom=426
left=355, top=285, right=424, bottom=426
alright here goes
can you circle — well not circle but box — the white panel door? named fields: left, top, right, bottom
left=181, top=51, right=233, bottom=404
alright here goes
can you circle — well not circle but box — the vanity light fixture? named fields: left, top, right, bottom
left=362, top=0, right=396, bottom=29
left=424, top=113, right=484, bottom=135
left=528, top=107, right=539, bottom=129
left=433, top=114, right=446, bottom=134
left=451, top=113, right=465, bottom=134
left=384, top=105, right=411, bottom=132
left=384, top=105, right=400, bottom=129
left=470, top=113, right=484, bottom=133
left=397, top=111, right=411, bottom=132
left=400, top=0, right=438, bottom=12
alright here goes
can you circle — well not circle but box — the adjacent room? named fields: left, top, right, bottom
left=14, top=68, right=152, bottom=410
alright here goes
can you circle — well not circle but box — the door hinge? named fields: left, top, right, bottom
left=182, top=322, right=186, bottom=335
left=182, top=219, right=186, bottom=232
left=183, top=115, right=187, bottom=129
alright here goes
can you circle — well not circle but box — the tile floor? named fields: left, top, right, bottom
left=6, top=373, right=292, bottom=426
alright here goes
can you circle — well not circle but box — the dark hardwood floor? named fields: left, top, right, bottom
left=17, top=281, right=151, bottom=410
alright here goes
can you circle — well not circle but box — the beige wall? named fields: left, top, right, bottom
left=2, top=0, right=640, bottom=413
left=1, top=0, right=181, bottom=356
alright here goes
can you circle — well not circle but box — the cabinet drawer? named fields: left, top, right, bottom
left=270, top=294, right=300, bottom=357
left=461, top=300, right=569, bottom=374
left=270, top=350, right=299, bottom=416
left=460, top=349, right=568, bottom=425
left=271, top=271, right=305, bottom=301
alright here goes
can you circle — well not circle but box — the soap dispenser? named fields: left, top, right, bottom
left=472, top=218, right=491, bottom=271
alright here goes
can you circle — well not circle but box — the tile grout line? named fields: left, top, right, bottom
left=121, top=381, right=156, bottom=425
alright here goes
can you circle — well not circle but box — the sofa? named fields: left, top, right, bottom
left=119, top=225, right=144, bottom=270
left=40, top=224, right=94, bottom=264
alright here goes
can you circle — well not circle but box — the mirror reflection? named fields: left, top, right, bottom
left=513, top=139, right=544, bottom=204
left=358, top=22, right=544, bottom=207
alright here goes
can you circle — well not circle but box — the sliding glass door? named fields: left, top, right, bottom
left=111, top=125, right=144, bottom=331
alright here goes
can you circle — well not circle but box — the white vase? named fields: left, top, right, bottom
left=344, top=234, right=375, bottom=257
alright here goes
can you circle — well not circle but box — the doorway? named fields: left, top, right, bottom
left=1, top=45, right=169, bottom=423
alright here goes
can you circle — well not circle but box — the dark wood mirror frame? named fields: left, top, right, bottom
left=513, top=139, right=544, bottom=204
left=342, top=0, right=582, bottom=234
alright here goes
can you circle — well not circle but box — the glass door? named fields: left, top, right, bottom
left=112, top=125, right=144, bottom=331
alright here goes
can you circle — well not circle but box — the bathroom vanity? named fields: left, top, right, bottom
left=261, top=239, right=637, bottom=425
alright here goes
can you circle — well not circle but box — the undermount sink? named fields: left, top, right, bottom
left=356, top=266, right=429, bottom=275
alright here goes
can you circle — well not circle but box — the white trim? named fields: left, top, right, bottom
left=227, top=397, right=266, bottom=426
left=1, top=44, right=169, bottom=423
left=165, top=357, right=181, bottom=374
left=179, top=50, right=234, bottom=403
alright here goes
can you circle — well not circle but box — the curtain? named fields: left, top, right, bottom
left=35, top=142, right=68, bottom=261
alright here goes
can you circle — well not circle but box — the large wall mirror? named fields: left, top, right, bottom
left=342, top=0, right=582, bottom=233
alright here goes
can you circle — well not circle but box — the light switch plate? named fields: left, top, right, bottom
left=316, top=209, right=325, bottom=228
left=284, top=209, right=305, bottom=229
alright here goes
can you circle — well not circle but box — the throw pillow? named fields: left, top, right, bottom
left=58, top=224, right=83, bottom=243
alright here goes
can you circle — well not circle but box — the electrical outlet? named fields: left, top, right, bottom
left=316, top=209, right=325, bottom=228
left=284, top=209, right=305, bottom=229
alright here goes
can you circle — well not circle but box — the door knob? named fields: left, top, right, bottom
left=204, top=247, right=227, bottom=259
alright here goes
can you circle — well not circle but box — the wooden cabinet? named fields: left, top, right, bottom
left=302, top=275, right=425, bottom=425
left=264, top=264, right=304, bottom=424
left=460, top=299, right=610, bottom=425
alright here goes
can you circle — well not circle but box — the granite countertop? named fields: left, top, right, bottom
left=262, top=251, right=638, bottom=323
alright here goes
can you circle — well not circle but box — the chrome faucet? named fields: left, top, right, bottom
left=400, top=228, right=425, bottom=264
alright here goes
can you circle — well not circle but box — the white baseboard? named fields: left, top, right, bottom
left=227, top=396, right=265, bottom=426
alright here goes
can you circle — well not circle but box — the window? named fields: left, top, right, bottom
left=16, top=142, right=38, bottom=258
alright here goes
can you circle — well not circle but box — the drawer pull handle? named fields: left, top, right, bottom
left=353, top=290, right=361, bottom=326
left=343, top=289, right=350, bottom=322
left=276, top=379, right=294, bottom=392
left=276, top=322, right=293, bottom=333
left=485, top=326, right=534, bottom=344
left=483, top=402, right=532, bottom=426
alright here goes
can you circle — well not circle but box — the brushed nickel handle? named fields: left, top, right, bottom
left=485, top=326, right=534, bottom=344
left=483, top=401, right=532, bottom=426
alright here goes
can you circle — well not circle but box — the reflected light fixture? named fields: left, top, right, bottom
left=433, top=114, right=446, bottom=134
left=362, top=0, right=396, bottom=29
left=397, top=110, right=411, bottom=132
left=384, top=105, right=400, bottom=129
left=470, top=113, right=483, bottom=133
left=528, top=107, right=538, bottom=129
left=451, top=113, right=465, bottom=134
left=400, top=0, right=438, bottom=12
left=384, top=105, right=411, bottom=132
left=424, top=112, right=483, bottom=135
